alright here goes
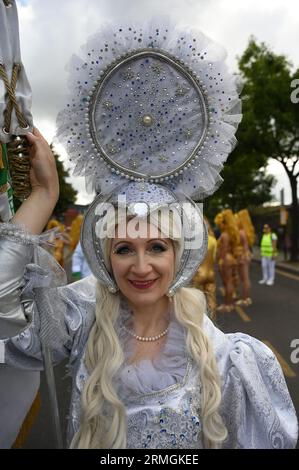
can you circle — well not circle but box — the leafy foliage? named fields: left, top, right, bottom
left=207, top=38, right=299, bottom=260
left=237, top=38, right=299, bottom=260
left=51, top=145, right=77, bottom=216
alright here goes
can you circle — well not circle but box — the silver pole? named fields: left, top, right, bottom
left=40, top=340, right=64, bottom=449
left=33, top=254, right=64, bottom=449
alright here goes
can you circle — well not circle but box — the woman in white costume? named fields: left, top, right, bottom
left=0, top=22, right=297, bottom=449
left=0, top=0, right=40, bottom=449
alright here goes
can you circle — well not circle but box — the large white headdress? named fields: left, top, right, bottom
left=56, top=19, right=242, bottom=293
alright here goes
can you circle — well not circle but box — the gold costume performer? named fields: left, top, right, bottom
left=192, top=218, right=217, bottom=319
left=215, top=209, right=240, bottom=312
left=235, top=209, right=255, bottom=307
left=46, top=218, right=71, bottom=267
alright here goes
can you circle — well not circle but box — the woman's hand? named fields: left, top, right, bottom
left=11, top=128, right=60, bottom=235
left=26, top=127, right=59, bottom=200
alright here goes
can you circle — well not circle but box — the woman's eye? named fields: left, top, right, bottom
left=114, top=243, right=168, bottom=255
left=115, top=246, right=132, bottom=255
left=149, top=243, right=167, bottom=253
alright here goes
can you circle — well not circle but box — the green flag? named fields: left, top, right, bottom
left=0, top=143, right=15, bottom=221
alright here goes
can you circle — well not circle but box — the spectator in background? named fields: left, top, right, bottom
left=46, top=218, right=71, bottom=267
left=259, top=224, right=278, bottom=286
left=72, top=240, right=92, bottom=281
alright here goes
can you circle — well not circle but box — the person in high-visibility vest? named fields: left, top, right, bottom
left=259, top=224, right=278, bottom=286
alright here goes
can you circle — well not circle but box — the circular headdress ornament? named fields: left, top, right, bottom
left=56, top=20, right=241, bottom=200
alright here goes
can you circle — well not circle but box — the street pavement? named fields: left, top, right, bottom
left=23, top=261, right=299, bottom=449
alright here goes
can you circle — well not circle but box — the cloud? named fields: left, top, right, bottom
left=15, top=0, right=299, bottom=204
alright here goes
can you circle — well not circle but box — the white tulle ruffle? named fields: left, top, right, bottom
left=55, top=19, right=242, bottom=200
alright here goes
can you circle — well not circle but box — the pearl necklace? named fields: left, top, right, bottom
left=123, top=324, right=169, bottom=342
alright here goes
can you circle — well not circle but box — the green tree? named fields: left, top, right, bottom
left=205, top=151, right=275, bottom=223
left=236, top=38, right=299, bottom=261
left=11, top=145, right=77, bottom=217
left=205, top=78, right=275, bottom=224
left=51, top=144, right=77, bottom=216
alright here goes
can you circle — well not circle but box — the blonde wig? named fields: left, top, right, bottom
left=236, top=209, right=255, bottom=247
left=204, top=216, right=216, bottom=238
left=215, top=209, right=240, bottom=257
left=71, top=207, right=227, bottom=449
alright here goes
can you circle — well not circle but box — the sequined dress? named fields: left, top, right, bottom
left=0, top=237, right=298, bottom=449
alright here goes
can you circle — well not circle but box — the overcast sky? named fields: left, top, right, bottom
left=16, top=0, right=299, bottom=205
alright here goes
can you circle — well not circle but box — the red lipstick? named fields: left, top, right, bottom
left=129, top=279, right=157, bottom=289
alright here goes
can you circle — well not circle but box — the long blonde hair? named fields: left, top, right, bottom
left=236, top=209, right=255, bottom=247
left=215, top=209, right=241, bottom=258
left=71, top=208, right=227, bottom=448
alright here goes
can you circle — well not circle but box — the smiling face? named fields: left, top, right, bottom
left=110, top=220, right=175, bottom=309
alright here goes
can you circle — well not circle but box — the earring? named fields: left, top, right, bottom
left=108, top=285, right=118, bottom=294
left=166, top=288, right=175, bottom=298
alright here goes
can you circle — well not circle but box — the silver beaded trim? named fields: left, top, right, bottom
left=0, top=222, right=58, bottom=246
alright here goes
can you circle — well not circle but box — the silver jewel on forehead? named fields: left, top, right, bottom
left=127, top=202, right=149, bottom=218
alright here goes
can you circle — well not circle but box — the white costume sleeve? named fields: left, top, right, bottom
left=204, top=316, right=298, bottom=448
